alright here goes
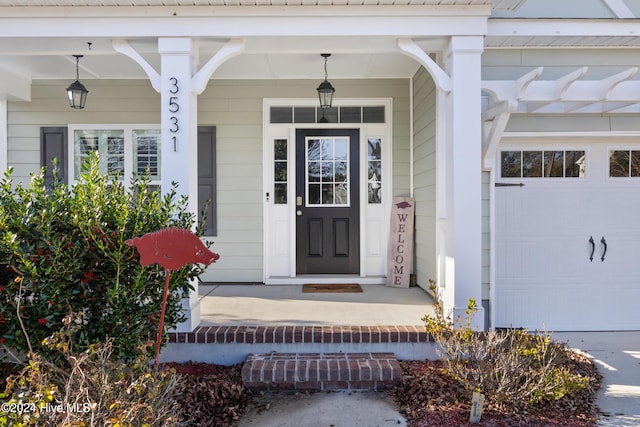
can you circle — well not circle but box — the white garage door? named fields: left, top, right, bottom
left=495, top=141, right=640, bottom=331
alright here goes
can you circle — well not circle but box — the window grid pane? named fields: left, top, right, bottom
left=274, top=139, right=288, bottom=204
left=133, top=129, right=161, bottom=181
left=269, top=105, right=385, bottom=124
left=501, top=150, right=586, bottom=179
left=610, top=150, right=630, bottom=177
left=306, top=137, right=349, bottom=206
left=106, top=136, right=124, bottom=177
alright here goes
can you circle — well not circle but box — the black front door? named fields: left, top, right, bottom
left=296, top=129, right=360, bottom=274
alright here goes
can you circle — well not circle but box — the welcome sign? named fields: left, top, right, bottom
left=386, top=197, right=415, bottom=288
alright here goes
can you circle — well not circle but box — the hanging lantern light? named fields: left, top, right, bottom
left=66, top=55, right=88, bottom=109
left=316, top=53, right=335, bottom=110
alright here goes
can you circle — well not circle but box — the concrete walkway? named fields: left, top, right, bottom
left=237, top=331, right=640, bottom=427
left=196, top=286, right=639, bottom=426
left=553, top=331, right=640, bottom=427
left=238, top=391, right=407, bottom=427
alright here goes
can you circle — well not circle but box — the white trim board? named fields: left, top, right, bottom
left=262, top=98, right=393, bottom=283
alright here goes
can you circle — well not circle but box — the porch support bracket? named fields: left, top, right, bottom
left=480, top=68, right=542, bottom=170
left=397, top=38, right=451, bottom=94
left=112, top=39, right=161, bottom=93
left=482, top=100, right=517, bottom=170
left=191, top=38, right=245, bottom=95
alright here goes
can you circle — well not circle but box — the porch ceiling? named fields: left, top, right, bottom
left=0, top=37, right=423, bottom=82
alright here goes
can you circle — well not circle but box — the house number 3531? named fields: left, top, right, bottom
left=168, top=77, right=180, bottom=151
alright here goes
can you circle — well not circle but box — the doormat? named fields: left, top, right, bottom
left=302, top=283, right=363, bottom=293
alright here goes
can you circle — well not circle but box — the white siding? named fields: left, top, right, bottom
left=411, top=67, right=437, bottom=288
left=7, top=78, right=410, bottom=283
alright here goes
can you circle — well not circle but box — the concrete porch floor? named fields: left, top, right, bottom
left=197, top=283, right=436, bottom=326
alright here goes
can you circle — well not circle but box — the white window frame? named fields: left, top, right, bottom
left=607, top=146, right=640, bottom=180
left=497, top=147, right=588, bottom=180
left=68, top=124, right=161, bottom=186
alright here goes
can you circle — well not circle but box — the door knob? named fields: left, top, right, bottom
left=296, top=210, right=302, bottom=216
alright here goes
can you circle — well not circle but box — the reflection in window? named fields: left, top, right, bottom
left=523, top=151, right=543, bottom=177
left=565, top=151, right=586, bottom=178
left=501, top=151, right=521, bottom=178
left=610, top=150, right=640, bottom=177
left=306, top=137, right=349, bottom=206
left=501, top=150, right=585, bottom=178
left=269, top=105, right=385, bottom=124
left=133, top=129, right=161, bottom=180
left=368, top=138, right=382, bottom=203
left=74, top=129, right=125, bottom=180
left=273, top=139, right=287, bottom=204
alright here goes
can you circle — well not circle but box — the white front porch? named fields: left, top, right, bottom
left=160, top=282, right=438, bottom=365
left=197, top=282, right=435, bottom=326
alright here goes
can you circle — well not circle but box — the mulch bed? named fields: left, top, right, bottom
left=390, top=353, right=602, bottom=427
left=2, top=351, right=602, bottom=427
left=165, top=362, right=253, bottom=426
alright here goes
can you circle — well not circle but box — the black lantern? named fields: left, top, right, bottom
left=66, top=55, right=88, bottom=109
left=316, top=53, right=335, bottom=110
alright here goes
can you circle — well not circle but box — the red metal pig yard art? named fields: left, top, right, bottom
left=125, top=227, right=219, bottom=367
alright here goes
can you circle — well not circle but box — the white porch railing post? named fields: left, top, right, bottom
left=158, top=38, right=201, bottom=333
left=443, top=36, right=485, bottom=330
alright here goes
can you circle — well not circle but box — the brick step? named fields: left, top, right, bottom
left=169, top=325, right=429, bottom=345
left=241, top=352, right=402, bottom=392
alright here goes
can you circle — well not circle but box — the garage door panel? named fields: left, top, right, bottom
left=497, top=236, right=586, bottom=280
left=496, top=283, right=640, bottom=331
left=495, top=144, right=640, bottom=331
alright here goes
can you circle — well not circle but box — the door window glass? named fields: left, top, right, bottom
left=306, top=137, right=349, bottom=206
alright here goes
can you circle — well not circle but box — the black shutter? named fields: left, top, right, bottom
left=198, top=126, right=217, bottom=236
left=40, top=127, right=68, bottom=185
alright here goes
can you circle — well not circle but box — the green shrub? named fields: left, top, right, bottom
left=422, top=280, right=589, bottom=411
left=0, top=153, right=208, bottom=361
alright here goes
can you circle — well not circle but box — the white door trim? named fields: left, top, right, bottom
left=262, top=98, right=393, bottom=284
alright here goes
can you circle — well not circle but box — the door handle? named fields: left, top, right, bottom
left=589, top=236, right=595, bottom=262
left=600, top=237, right=607, bottom=262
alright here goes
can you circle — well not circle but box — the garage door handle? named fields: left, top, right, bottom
left=601, top=237, right=607, bottom=262
left=589, top=236, right=595, bottom=262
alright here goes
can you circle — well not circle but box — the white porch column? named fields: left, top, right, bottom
left=442, top=36, right=485, bottom=329
left=158, top=38, right=200, bottom=332
left=0, top=99, right=7, bottom=173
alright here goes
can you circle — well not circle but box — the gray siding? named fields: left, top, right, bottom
left=7, top=78, right=410, bottom=283
left=482, top=171, right=490, bottom=300
left=411, top=67, right=437, bottom=289
left=7, top=79, right=159, bottom=182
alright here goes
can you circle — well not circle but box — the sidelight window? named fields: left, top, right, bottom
left=367, top=138, right=382, bottom=203
left=273, top=139, right=288, bottom=204
left=306, top=137, right=349, bottom=206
